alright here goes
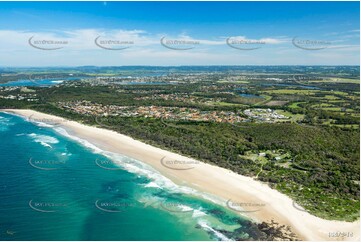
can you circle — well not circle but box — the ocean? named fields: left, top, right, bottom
left=0, top=112, right=264, bottom=241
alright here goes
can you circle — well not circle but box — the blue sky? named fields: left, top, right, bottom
left=0, top=1, right=359, bottom=66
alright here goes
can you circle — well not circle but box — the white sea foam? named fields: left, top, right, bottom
left=27, top=133, right=59, bottom=148
left=15, top=114, right=227, bottom=212
left=13, top=114, right=244, bottom=239
left=9, top=112, right=222, bottom=206
left=33, top=121, right=54, bottom=128
left=2, top=112, right=54, bottom=129
left=144, top=182, right=163, bottom=189
left=0, top=115, right=14, bottom=131
left=46, top=122, right=236, bottom=239
left=52, top=126, right=227, bottom=207
left=54, top=127, right=103, bottom=153
left=198, top=220, right=232, bottom=241
left=178, top=204, right=193, bottom=212
left=2, top=111, right=29, bottom=121
left=192, top=208, right=207, bottom=218
left=52, top=127, right=181, bottom=195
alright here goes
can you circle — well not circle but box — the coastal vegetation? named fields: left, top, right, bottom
left=0, top=66, right=359, bottom=222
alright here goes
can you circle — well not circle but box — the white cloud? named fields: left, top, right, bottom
left=0, top=29, right=359, bottom=66
left=224, top=35, right=288, bottom=44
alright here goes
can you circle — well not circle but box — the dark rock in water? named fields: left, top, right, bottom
left=214, top=219, right=299, bottom=241
left=208, top=208, right=225, bottom=216
left=256, top=220, right=299, bottom=241
left=195, top=224, right=202, bottom=230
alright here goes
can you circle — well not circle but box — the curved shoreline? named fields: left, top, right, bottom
left=3, top=109, right=360, bottom=241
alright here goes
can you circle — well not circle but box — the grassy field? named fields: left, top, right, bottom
left=288, top=102, right=306, bottom=109
left=254, top=94, right=272, bottom=105
left=276, top=110, right=305, bottom=122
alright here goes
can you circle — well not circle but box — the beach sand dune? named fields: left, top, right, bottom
left=3, top=109, right=360, bottom=241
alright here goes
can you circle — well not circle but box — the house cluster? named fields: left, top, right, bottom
left=134, top=93, right=198, bottom=103
left=133, top=93, right=225, bottom=105
left=0, top=87, right=19, bottom=92
left=81, top=73, right=213, bottom=85
left=0, top=94, right=38, bottom=102
left=244, top=108, right=289, bottom=123
left=58, top=101, right=244, bottom=124
left=0, top=87, right=39, bottom=102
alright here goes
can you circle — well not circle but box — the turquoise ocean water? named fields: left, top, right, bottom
left=0, top=112, right=265, bottom=241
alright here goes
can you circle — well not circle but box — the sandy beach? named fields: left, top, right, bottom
left=3, top=109, right=360, bottom=241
